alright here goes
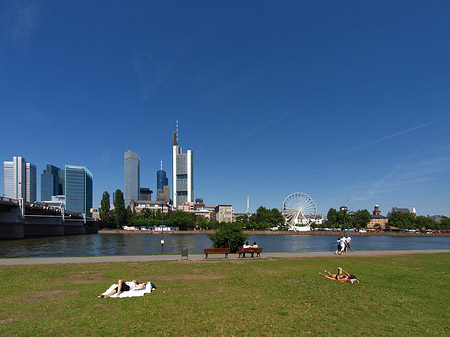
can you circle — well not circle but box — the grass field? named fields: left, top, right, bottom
left=0, top=253, right=449, bottom=336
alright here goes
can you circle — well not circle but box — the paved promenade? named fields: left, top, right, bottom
left=0, top=249, right=449, bottom=265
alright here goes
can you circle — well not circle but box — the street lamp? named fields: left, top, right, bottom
left=340, top=206, right=348, bottom=232
left=160, top=203, right=165, bottom=249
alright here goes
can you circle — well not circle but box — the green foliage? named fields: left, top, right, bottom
left=99, top=191, right=113, bottom=228
left=113, top=189, right=127, bottom=229
left=326, top=208, right=337, bottom=225
left=249, top=206, right=285, bottom=229
left=126, top=206, right=133, bottom=226
left=354, top=209, right=372, bottom=229
left=415, top=216, right=437, bottom=230
left=208, top=222, right=249, bottom=252
left=388, top=211, right=415, bottom=230
left=169, top=210, right=196, bottom=230
left=440, top=218, right=450, bottom=230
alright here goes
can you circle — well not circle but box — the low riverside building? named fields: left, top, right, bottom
left=215, top=205, right=234, bottom=223
left=178, top=201, right=216, bottom=221
left=367, top=204, right=388, bottom=229
left=134, top=201, right=171, bottom=214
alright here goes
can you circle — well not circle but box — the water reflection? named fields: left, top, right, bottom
left=0, top=234, right=449, bottom=258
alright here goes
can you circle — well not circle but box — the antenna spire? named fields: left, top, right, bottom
left=246, top=196, right=250, bottom=216
left=176, top=120, right=179, bottom=143
left=160, top=158, right=163, bottom=170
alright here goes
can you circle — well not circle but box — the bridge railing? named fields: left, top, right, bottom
left=0, top=196, right=19, bottom=205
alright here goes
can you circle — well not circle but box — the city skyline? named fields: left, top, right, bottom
left=1, top=2, right=450, bottom=216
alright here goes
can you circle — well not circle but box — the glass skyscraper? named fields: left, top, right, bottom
left=65, top=165, right=93, bottom=216
left=156, top=160, right=170, bottom=203
left=124, top=150, right=140, bottom=206
left=3, top=156, right=36, bottom=203
left=172, top=125, right=193, bottom=207
left=41, top=165, right=65, bottom=201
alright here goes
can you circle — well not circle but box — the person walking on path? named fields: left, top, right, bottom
left=345, top=234, right=353, bottom=252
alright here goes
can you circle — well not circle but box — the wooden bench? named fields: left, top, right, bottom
left=204, top=248, right=231, bottom=259
left=238, top=247, right=263, bottom=258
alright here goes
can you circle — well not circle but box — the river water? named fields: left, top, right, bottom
left=1, top=233, right=449, bottom=258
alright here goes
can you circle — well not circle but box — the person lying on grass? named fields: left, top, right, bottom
left=99, top=279, right=147, bottom=298
left=318, top=269, right=359, bottom=283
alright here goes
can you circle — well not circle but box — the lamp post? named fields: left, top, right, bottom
left=160, top=203, right=164, bottom=251
left=341, top=206, right=348, bottom=232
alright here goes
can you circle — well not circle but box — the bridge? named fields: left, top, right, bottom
left=0, top=197, right=98, bottom=239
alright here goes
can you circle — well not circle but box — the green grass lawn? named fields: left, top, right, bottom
left=0, top=253, right=449, bottom=336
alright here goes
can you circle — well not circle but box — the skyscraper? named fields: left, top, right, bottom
left=41, top=165, right=65, bottom=201
left=65, top=165, right=93, bottom=216
left=124, top=150, right=140, bottom=206
left=26, top=163, right=37, bottom=203
left=157, top=159, right=170, bottom=203
left=3, top=156, right=36, bottom=202
left=172, top=121, right=193, bottom=207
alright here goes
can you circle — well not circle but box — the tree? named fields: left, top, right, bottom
left=388, top=211, right=414, bottom=230
left=250, top=206, right=285, bottom=229
left=440, top=218, right=450, bottom=230
left=99, top=191, right=112, bottom=228
left=415, top=216, right=437, bottom=231
left=169, top=210, right=195, bottom=230
left=126, top=206, right=134, bottom=226
left=208, top=222, right=249, bottom=253
left=354, top=210, right=372, bottom=229
left=113, top=189, right=127, bottom=229
left=326, top=208, right=338, bottom=227
left=337, top=209, right=352, bottom=229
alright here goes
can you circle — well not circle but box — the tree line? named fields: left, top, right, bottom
left=99, top=190, right=286, bottom=231
left=321, top=208, right=450, bottom=231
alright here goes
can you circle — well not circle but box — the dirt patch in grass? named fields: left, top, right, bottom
left=0, top=318, right=16, bottom=325
left=21, top=290, right=79, bottom=303
left=155, top=274, right=226, bottom=281
left=61, top=271, right=105, bottom=284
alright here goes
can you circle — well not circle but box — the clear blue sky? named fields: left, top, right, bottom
left=1, top=1, right=450, bottom=217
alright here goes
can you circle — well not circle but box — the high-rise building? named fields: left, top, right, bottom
left=26, top=163, right=36, bottom=203
left=156, top=159, right=170, bottom=203
left=172, top=122, right=193, bottom=207
left=3, top=156, right=36, bottom=202
left=124, top=150, right=140, bottom=207
left=41, top=165, right=65, bottom=201
left=65, top=165, right=93, bottom=216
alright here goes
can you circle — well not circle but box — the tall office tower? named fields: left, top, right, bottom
left=156, top=159, right=169, bottom=202
left=65, top=165, right=93, bottom=216
left=124, top=150, right=140, bottom=207
left=172, top=121, right=193, bottom=207
left=41, top=165, right=65, bottom=201
left=26, top=163, right=36, bottom=203
left=3, top=156, right=36, bottom=202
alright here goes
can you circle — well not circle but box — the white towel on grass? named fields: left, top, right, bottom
left=100, top=282, right=152, bottom=298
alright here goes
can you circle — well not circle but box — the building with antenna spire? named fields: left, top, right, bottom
left=156, top=159, right=170, bottom=203
left=172, top=121, right=193, bottom=207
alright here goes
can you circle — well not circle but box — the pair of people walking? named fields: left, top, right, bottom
left=335, top=234, right=353, bottom=255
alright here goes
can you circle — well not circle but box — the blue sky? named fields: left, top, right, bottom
left=1, top=1, right=450, bottom=216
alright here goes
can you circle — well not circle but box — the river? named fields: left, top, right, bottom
left=1, top=233, right=449, bottom=258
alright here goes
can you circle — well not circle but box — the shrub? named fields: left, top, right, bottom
left=208, top=222, right=249, bottom=253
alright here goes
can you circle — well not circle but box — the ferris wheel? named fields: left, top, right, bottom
left=282, top=192, right=317, bottom=227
